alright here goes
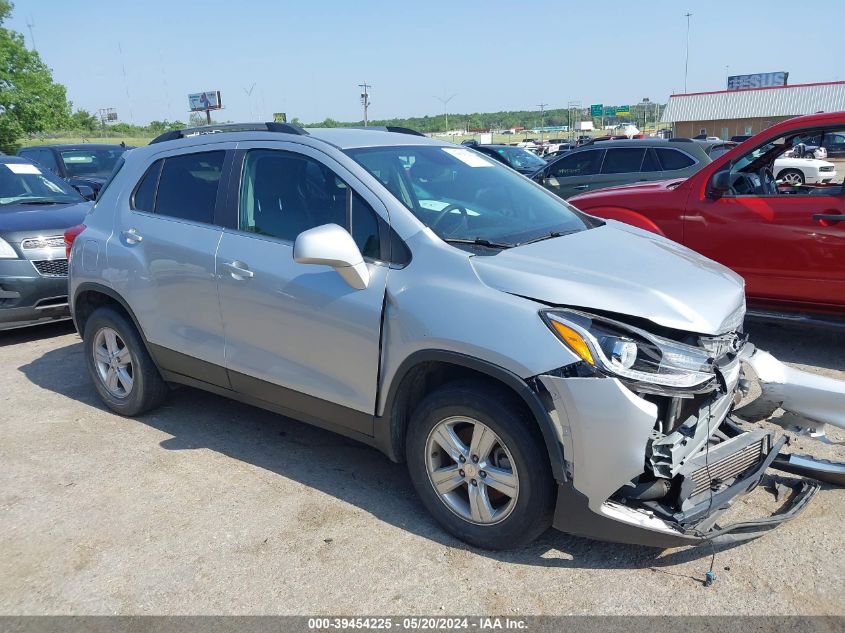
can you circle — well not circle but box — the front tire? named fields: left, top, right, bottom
left=777, top=168, right=804, bottom=185
left=405, top=381, right=556, bottom=550
left=83, top=306, right=168, bottom=416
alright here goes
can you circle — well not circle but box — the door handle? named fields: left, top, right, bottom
left=221, top=260, right=255, bottom=279
left=121, top=228, right=143, bottom=244
left=573, top=185, right=590, bottom=190
left=813, top=213, right=843, bottom=225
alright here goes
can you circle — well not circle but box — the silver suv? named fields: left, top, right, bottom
left=67, top=123, right=825, bottom=550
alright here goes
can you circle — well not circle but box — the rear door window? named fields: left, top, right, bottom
left=600, top=148, right=646, bottom=174
left=153, top=151, right=224, bottom=224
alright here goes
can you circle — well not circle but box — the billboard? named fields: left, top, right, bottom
left=727, top=72, right=788, bottom=91
left=188, top=91, right=222, bottom=112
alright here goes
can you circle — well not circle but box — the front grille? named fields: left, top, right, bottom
left=31, top=259, right=69, bottom=277
left=22, top=235, right=65, bottom=249
left=688, top=436, right=766, bottom=498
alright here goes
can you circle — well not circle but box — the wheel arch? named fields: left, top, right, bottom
left=73, top=283, right=149, bottom=348
left=375, top=350, right=566, bottom=482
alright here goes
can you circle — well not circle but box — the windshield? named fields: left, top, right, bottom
left=493, top=147, right=546, bottom=170
left=345, top=145, right=598, bottom=246
left=60, top=148, right=126, bottom=178
left=0, top=162, right=82, bottom=206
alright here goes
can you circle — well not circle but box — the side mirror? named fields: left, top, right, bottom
left=74, top=184, right=96, bottom=201
left=293, top=223, right=370, bottom=290
left=709, top=170, right=732, bottom=198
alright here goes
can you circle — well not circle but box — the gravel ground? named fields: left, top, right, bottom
left=0, top=319, right=843, bottom=616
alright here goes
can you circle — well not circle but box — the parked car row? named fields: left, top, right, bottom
left=567, top=112, right=845, bottom=324
left=0, top=142, right=131, bottom=332
left=17, top=144, right=131, bottom=199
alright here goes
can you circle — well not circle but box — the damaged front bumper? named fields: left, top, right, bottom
left=537, top=363, right=823, bottom=548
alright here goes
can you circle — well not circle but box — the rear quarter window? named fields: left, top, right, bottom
left=656, top=148, right=696, bottom=171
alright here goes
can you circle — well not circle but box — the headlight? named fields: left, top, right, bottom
left=0, top=236, right=18, bottom=259
left=542, top=309, right=716, bottom=390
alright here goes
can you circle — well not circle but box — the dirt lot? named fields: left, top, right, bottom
left=0, top=320, right=843, bottom=615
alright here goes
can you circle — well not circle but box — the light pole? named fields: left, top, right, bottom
left=359, top=82, right=371, bottom=126
left=684, top=12, right=693, bottom=93
left=434, top=94, right=457, bottom=133
left=536, top=102, right=548, bottom=142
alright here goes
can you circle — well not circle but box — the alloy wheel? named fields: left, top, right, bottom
left=781, top=171, right=803, bottom=185
left=424, top=416, right=519, bottom=525
left=92, top=327, right=134, bottom=398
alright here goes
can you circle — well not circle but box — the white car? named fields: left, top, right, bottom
left=773, top=156, right=838, bottom=185
left=783, top=146, right=828, bottom=159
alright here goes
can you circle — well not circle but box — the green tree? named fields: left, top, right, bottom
left=0, top=1, right=71, bottom=151
left=68, top=108, right=99, bottom=132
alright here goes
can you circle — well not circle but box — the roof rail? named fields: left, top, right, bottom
left=149, top=121, right=309, bottom=144
left=384, top=126, right=426, bottom=137
left=343, top=125, right=426, bottom=137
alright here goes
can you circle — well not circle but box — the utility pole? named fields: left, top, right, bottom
left=359, top=83, right=371, bottom=126
left=434, top=94, right=457, bottom=134
left=536, top=102, right=548, bottom=142
left=243, top=83, right=256, bottom=120
left=684, top=12, right=693, bottom=93
left=25, top=15, right=36, bottom=51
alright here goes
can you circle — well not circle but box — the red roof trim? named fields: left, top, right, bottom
left=670, top=80, right=845, bottom=98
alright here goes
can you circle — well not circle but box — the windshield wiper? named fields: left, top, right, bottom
left=443, top=238, right=513, bottom=249
left=517, top=230, right=577, bottom=246
left=16, top=199, right=74, bottom=205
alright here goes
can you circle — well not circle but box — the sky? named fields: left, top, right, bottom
left=6, top=0, right=844, bottom=126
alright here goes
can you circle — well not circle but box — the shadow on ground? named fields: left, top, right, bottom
left=17, top=319, right=843, bottom=575
left=745, top=321, right=845, bottom=372
left=0, top=319, right=75, bottom=348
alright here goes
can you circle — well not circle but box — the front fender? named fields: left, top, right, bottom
left=579, top=206, right=666, bottom=236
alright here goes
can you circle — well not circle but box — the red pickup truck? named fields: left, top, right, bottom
left=568, top=112, right=845, bottom=325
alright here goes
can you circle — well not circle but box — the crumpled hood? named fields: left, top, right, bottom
left=470, top=222, right=746, bottom=335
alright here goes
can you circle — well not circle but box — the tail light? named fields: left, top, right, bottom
left=64, top=224, right=86, bottom=259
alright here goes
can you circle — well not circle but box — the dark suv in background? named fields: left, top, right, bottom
left=17, top=144, right=131, bottom=198
left=469, top=143, right=548, bottom=175
left=532, top=138, right=711, bottom=199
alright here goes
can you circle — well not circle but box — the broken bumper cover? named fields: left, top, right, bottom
left=553, top=480, right=818, bottom=548
left=538, top=373, right=820, bottom=548
left=552, top=437, right=819, bottom=548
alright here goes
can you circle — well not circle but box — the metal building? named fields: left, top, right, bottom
left=661, top=81, right=845, bottom=139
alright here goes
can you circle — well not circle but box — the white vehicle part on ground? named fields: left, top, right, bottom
left=737, top=347, right=845, bottom=433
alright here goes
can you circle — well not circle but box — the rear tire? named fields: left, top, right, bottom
left=405, top=381, right=556, bottom=550
left=777, top=168, right=804, bottom=185
left=83, top=306, right=168, bottom=416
